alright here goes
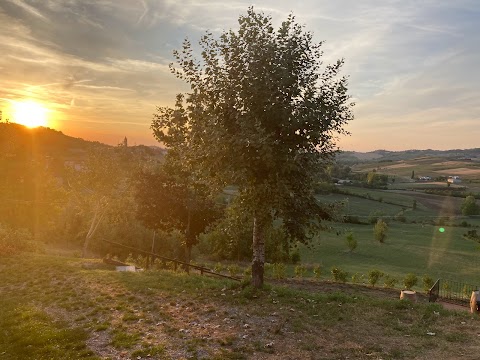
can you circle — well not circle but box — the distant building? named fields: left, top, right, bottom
left=448, top=176, right=461, bottom=184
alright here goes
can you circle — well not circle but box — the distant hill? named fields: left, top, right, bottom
left=337, top=148, right=480, bottom=164
left=0, top=123, right=107, bottom=161
left=0, top=123, right=165, bottom=161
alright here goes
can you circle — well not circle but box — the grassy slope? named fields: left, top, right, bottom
left=300, top=222, right=480, bottom=287
left=2, top=253, right=480, bottom=360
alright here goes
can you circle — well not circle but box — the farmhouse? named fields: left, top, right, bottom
left=447, top=176, right=462, bottom=184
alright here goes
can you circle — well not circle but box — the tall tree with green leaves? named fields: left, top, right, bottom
left=461, top=195, right=479, bottom=216
left=153, top=8, right=353, bottom=287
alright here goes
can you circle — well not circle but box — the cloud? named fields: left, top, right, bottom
left=0, top=0, right=479, bottom=149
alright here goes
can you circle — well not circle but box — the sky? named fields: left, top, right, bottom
left=0, top=0, right=479, bottom=151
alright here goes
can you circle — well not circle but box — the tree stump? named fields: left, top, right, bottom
left=470, top=291, right=479, bottom=314
left=400, top=290, right=417, bottom=302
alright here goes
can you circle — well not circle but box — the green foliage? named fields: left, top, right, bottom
left=290, top=248, right=301, bottom=264
left=227, top=264, right=240, bottom=277
left=331, top=267, right=349, bottom=283
left=464, top=229, right=480, bottom=242
left=374, top=219, right=388, bottom=243
left=461, top=195, right=479, bottom=216
left=313, top=264, right=322, bottom=279
left=157, top=7, right=353, bottom=287
left=294, top=264, right=307, bottom=278
left=368, top=269, right=384, bottom=287
left=384, top=275, right=397, bottom=289
left=412, top=199, right=417, bottom=210
left=351, top=273, right=363, bottom=284
left=272, top=263, right=286, bottom=279
left=213, top=263, right=224, bottom=273
left=422, top=275, right=434, bottom=293
left=0, top=225, right=43, bottom=256
left=345, top=232, right=357, bottom=252
left=403, top=273, right=418, bottom=290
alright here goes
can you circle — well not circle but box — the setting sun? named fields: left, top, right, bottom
left=12, top=100, right=49, bottom=128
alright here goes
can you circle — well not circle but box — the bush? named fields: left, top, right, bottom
left=403, top=273, right=418, bottom=290
left=272, top=263, right=286, bottom=279
left=384, top=275, right=397, bottom=289
left=214, top=263, right=224, bottom=273
left=294, top=265, right=307, bottom=278
left=0, top=225, right=42, bottom=256
left=227, top=264, right=240, bottom=277
left=368, top=269, right=384, bottom=287
left=345, top=232, right=357, bottom=252
left=351, top=273, right=363, bottom=284
left=422, top=275, right=434, bottom=293
left=313, top=264, right=322, bottom=279
left=290, top=248, right=301, bottom=264
left=374, top=219, right=388, bottom=243
left=331, top=267, right=349, bottom=283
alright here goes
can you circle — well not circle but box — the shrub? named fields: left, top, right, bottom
left=227, top=264, right=240, bottom=277
left=0, top=226, right=43, bottom=256
left=331, top=267, right=349, bottom=283
left=345, top=232, right=357, bottom=252
left=272, top=263, right=286, bottom=279
left=294, top=265, right=307, bottom=278
left=290, top=248, right=301, bottom=264
left=313, top=264, right=322, bottom=279
left=374, top=219, right=388, bottom=243
left=368, top=269, right=384, bottom=287
left=214, top=263, right=224, bottom=273
left=351, top=273, right=363, bottom=284
left=403, top=273, right=418, bottom=290
left=384, top=275, right=397, bottom=289
left=422, top=275, right=434, bottom=293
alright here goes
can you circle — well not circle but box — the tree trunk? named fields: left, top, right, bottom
left=82, top=202, right=106, bottom=258
left=252, top=216, right=265, bottom=288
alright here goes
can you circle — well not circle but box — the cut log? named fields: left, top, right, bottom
left=400, top=290, right=417, bottom=302
left=470, top=291, right=479, bottom=314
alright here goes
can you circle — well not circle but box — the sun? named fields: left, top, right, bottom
left=12, top=100, right=49, bottom=128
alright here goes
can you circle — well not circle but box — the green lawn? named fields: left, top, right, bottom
left=2, top=253, right=480, bottom=359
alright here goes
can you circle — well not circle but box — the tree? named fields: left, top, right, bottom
left=374, top=219, right=388, bottom=243
left=134, top=167, right=220, bottom=263
left=345, top=232, right=357, bottom=252
left=461, top=195, right=479, bottom=216
left=154, top=8, right=353, bottom=287
left=65, top=147, right=133, bottom=257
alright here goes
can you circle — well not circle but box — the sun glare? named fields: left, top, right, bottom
left=12, top=100, right=49, bottom=128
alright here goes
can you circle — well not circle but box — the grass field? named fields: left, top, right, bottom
left=299, top=222, right=480, bottom=287
left=2, top=253, right=480, bottom=359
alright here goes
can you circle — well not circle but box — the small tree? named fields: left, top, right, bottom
left=403, top=273, right=418, bottom=290
left=374, top=219, right=388, bottom=243
left=422, top=274, right=434, bottom=293
left=411, top=170, right=415, bottom=179
left=368, top=269, right=384, bottom=287
left=461, top=195, right=479, bottom=216
left=345, top=232, right=357, bottom=252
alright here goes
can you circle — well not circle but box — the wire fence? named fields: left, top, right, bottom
left=429, top=278, right=478, bottom=305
